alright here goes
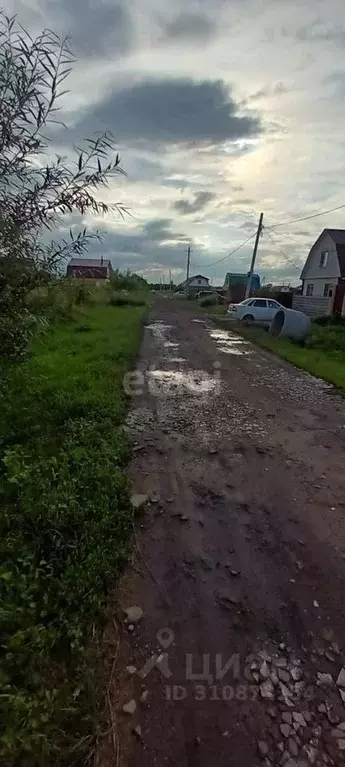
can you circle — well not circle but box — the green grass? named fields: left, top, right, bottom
left=0, top=297, right=146, bottom=766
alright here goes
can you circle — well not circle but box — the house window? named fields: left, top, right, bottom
left=198, top=279, right=202, bottom=284
left=320, top=251, right=329, bottom=268
left=323, top=283, right=333, bottom=298
left=306, top=283, right=314, bottom=296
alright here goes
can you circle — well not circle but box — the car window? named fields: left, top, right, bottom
left=252, top=299, right=267, bottom=307
left=268, top=300, right=279, bottom=308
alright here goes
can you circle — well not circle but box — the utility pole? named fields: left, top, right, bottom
left=169, top=269, right=172, bottom=291
left=186, top=245, right=191, bottom=284
left=245, top=212, right=263, bottom=299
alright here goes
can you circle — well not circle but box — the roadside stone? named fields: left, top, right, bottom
left=280, top=723, right=291, bottom=738
left=258, top=741, right=269, bottom=758
left=318, top=703, right=327, bottom=713
left=140, top=689, right=149, bottom=704
left=282, top=712, right=293, bottom=725
left=126, top=665, right=137, bottom=675
left=339, top=689, right=345, bottom=704
left=268, top=707, right=277, bottom=718
left=128, top=624, right=134, bottom=632
left=260, top=661, right=270, bottom=679
left=124, top=606, right=143, bottom=624
left=288, top=738, right=299, bottom=757
left=278, top=668, right=291, bottom=684
left=260, top=679, right=274, bottom=700
left=331, top=726, right=345, bottom=738
left=328, top=710, right=340, bottom=725
left=122, top=699, right=137, bottom=715
left=131, top=493, right=148, bottom=510
left=280, top=683, right=294, bottom=706
left=317, top=672, right=334, bottom=687
left=133, top=724, right=143, bottom=739
left=336, top=667, right=345, bottom=688
left=179, top=515, right=189, bottom=522
left=292, top=712, right=306, bottom=727
left=338, top=739, right=345, bottom=750
left=276, top=658, right=288, bottom=668
left=290, top=667, right=302, bottom=682
left=325, top=651, right=335, bottom=663
left=332, top=642, right=341, bottom=655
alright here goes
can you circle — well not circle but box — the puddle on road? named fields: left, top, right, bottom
left=148, top=369, right=220, bottom=395
left=146, top=321, right=172, bottom=341
left=209, top=329, right=252, bottom=356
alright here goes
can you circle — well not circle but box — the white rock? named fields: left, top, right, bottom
left=140, top=689, right=149, bottom=704
left=337, top=667, right=345, bottom=688
left=292, top=712, right=306, bottom=727
left=313, top=600, right=320, bottom=608
left=290, top=667, right=302, bottom=682
left=260, top=661, right=270, bottom=679
left=131, top=493, right=148, bottom=510
left=124, top=605, right=144, bottom=624
left=317, top=672, right=334, bottom=686
left=260, top=679, right=274, bottom=700
left=122, top=699, right=137, bottom=715
left=126, top=665, right=137, bottom=675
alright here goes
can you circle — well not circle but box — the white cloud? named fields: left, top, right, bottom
left=5, top=0, right=345, bottom=284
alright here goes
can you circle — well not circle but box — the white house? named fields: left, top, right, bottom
left=179, top=274, right=210, bottom=293
left=296, top=229, right=345, bottom=316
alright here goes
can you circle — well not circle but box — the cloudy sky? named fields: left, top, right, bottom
left=8, top=0, right=345, bottom=284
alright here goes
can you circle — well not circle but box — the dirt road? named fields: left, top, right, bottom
left=99, top=301, right=345, bottom=767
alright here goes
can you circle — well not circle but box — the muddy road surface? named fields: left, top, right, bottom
left=98, top=301, right=345, bottom=767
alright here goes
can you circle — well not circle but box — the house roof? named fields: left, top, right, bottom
left=301, top=229, right=345, bottom=279
left=68, top=258, right=112, bottom=267
left=185, top=274, right=209, bottom=284
left=325, top=230, right=345, bottom=277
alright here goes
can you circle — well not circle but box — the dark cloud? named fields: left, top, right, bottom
left=71, top=78, right=261, bottom=145
left=56, top=216, right=192, bottom=273
left=43, top=0, right=133, bottom=58
left=162, top=12, right=216, bottom=43
left=174, top=191, right=215, bottom=215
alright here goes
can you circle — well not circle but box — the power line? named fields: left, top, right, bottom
left=190, top=231, right=257, bottom=270
left=267, top=201, right=345, bottom=230
left=263, top=228, right=301, bottom=271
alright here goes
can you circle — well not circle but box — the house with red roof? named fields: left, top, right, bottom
left=66, top=257, right=113, bottom=284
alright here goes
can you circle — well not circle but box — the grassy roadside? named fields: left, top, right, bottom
left=0, top=295, right=147, bottom=765
left=196, top=303, right=345, bottom=390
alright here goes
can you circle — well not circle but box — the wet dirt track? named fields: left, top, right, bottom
left=98, top=301, right=345, bottom=767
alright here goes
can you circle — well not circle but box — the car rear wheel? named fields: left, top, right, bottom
left=242, top=314, right=254, bottom=324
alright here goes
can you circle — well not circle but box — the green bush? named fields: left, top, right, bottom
left=109, top=291, right=147, bottom=307
left=199, top=295, right=219, bottom=307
